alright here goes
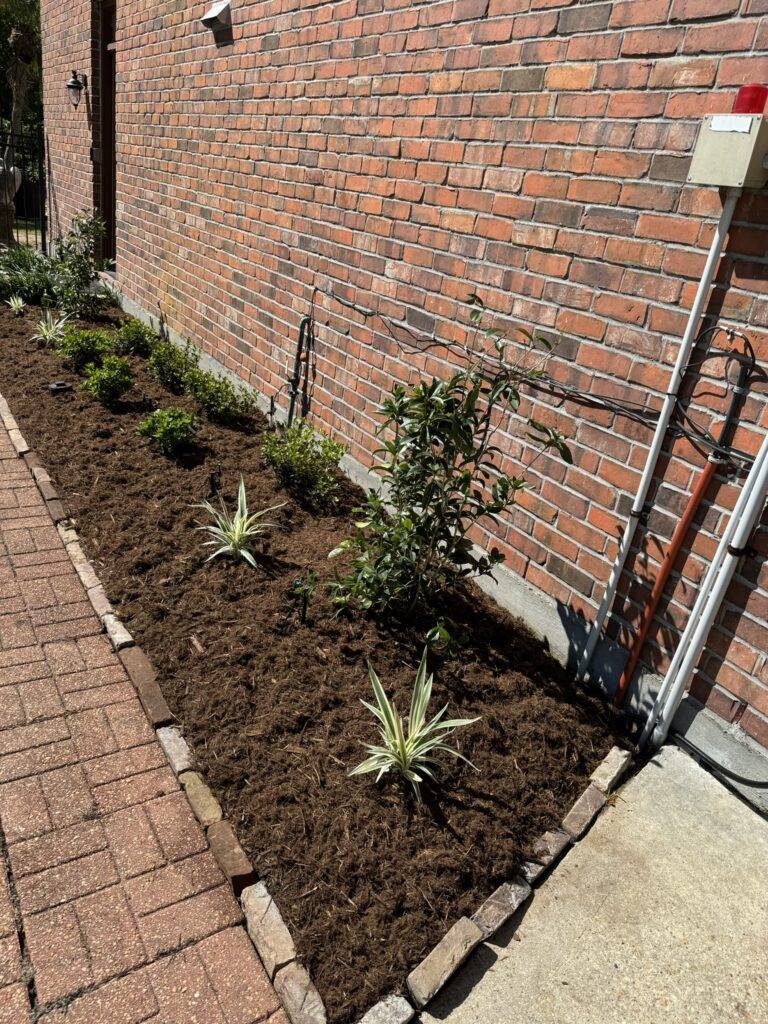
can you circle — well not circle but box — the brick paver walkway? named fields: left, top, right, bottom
left=0, top=420, right=284, bottom=1024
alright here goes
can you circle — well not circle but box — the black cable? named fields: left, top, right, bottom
left=312, top=283, right=758, bottom=471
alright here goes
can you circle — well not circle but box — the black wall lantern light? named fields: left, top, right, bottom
left=66, top=70, right=85, bottom=108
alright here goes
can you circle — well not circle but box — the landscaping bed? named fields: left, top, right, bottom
left=0, top=303, right=621, bottom=1023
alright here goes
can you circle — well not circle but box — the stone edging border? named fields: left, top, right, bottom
left=0, top=397, right=634, bottom=1024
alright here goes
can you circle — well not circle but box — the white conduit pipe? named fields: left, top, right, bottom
left=577, top=187, right=742, bottom=682
left=641, top=430, right=768, bottom=751
left=640, top=448, right=757, bottom=736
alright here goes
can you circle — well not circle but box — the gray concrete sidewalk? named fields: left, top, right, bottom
left=421, top=745, right=768, bottom=1024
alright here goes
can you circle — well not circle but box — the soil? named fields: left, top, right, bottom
left=0, top=304, right=623, bottom=1023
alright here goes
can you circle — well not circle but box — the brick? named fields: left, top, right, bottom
left=179, top=770, right=223, bottom=827
left=590, top=746, right=633, bottom=793
left=241, top=882, right=297, bottom=980
left=562, top=784, right=608, bottom=839
left=207, top=820, right=255, bottom=895
left=273, top=961, right=326, bottom=1024
left=76, top=885, right=147, bottom=984
left=407, top=917, right=483, bottom=1007
left=9, top=819, right=105, bottom=878
left=145, top=790, right=209, bottom=862
left=138, top=885, right=242, bottom=957
left=25, top=904, right=92, bottom=1002
left=36, top=972, right=158, bottom=1024
left=118, top=647, right=173, bottom=726
left=148, top=946, right=227, bottom=1024
left=358, top=995, right=416, bottom=1024
left=197, top=927, right=280, bottom=1024
left=0, top=983, right=31, bottom=1024
left=16, top=848, right=118, bottom=914
left=471, top=878, right=531, bottom=939
left=104, top=804, right=165, bottom=878
left=156, top=726, right=194, bottom=774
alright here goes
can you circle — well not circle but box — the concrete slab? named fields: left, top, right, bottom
left=421, top=745, right=768, bottom=1024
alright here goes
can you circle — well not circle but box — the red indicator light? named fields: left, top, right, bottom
left=732, top=83, right=768, bottom=114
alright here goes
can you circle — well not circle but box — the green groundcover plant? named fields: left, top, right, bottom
left=330, top=295, right=571, bottom=616
left=55, top=327, right=114, bottom=374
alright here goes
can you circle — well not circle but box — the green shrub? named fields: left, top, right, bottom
left=0, top=246, right=53, bottom=304
left=81, top=355, right=133, bottom=405
left=49, top=213, right=107, bottom=317
left=185, top=366, right=255, bottom=425
left=261, top=421, right=344, bottom=509
left=138, top=408, right=197, bottom=455
left=148, top=339, right=198, bottom=392
left=55, top=327, right=114, bottom=373
left=114, top=319, right=157, bottom=357
left=0, top=213, right=106, bottom=313
left=329, top=295, right=571, bottom=616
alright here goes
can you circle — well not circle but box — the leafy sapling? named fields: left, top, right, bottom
left=31, top=311, right=70, bottom=347
left=81, top=355, right=133, bottom=405
left=138, top=408, right=197, bottom=455
left=194, top=477, right=285, bottom=569
left=330, top=295, right=571, bottom=615
left=6, top=295, right=25, bottom=316
left=290, top=571, right=318, bottom=624
left=350, top=647, right=479, bottom=802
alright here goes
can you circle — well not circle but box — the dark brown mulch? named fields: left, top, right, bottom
left=0, top=304, right=623, bottom=1023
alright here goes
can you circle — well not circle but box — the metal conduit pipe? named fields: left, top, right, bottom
left=577, top=187, right=742, bottom=682
left=641, top=429, right=768, bottom=750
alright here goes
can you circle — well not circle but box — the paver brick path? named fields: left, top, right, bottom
left=0, top=421, right=285, bottom=1024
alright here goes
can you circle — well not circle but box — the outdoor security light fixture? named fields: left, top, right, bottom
left=201, top=0, right=231, bottom=31
left=66, top=70, right=85, bottom=109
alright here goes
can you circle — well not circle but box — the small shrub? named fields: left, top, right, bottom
left=50, top=212, right=107, bottom=316
left=114, top=319, right=157, bottom=357
left=194, top=477, right=285, bottom=569
left=138, top=408, right=197, bottom=455
left=148, top=339, right=198, bottom=393
left=6, top=295, right=26, bottom=316
left=330, top=296, right=571, bottom=616
left=350, top=648, right=479, bottom=802
left=81, top=355, right=133, bottom=405
left=0, top=246, right=52, bottom=304
left=55, top=327, right=114, bottom=373
left=185, top=366, right=255, bottom=425
left=31, top=312, right=71, bottom=348
left=261, top=421, right=344, bottom=509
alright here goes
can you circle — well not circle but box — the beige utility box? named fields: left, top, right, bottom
left=688, top=114, right=768, bottom=189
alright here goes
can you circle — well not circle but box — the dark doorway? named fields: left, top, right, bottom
left=99, top=1, right=116, bottom=264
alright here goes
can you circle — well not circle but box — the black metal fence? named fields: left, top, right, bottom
left=0, top=128, right=46, bottom=251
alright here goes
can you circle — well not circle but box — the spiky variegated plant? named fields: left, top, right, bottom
left=351, top=648, right=479, bottom=801
left=31, top=311, right=70, bottom=347
left=194, top=477, right=284, bottom=569
left=6, top=295, right=25, bottom=316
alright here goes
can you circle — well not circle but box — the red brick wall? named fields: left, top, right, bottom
left=40, top=0, right=768, bottom=748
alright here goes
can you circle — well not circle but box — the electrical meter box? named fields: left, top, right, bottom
left=688, top=114, right=768, bottom=189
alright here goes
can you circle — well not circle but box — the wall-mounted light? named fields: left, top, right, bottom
left=66, top=70, right=85, bottom=109
left=201, top=0, right=231, bottom=32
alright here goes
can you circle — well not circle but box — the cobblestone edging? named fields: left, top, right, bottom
left=1, top=398, right=634, bottom=1024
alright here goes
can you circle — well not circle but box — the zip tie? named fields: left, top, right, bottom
left=727, top=543, right=750, bottom=557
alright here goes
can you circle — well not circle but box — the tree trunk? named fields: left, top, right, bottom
left=1, top=29, right=32, bottom=247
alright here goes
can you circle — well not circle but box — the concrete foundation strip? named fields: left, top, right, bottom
left=5, top=398, right=634, bottom=1024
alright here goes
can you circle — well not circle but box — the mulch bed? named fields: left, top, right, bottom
left=0, top=304, right=623, bottom=1023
